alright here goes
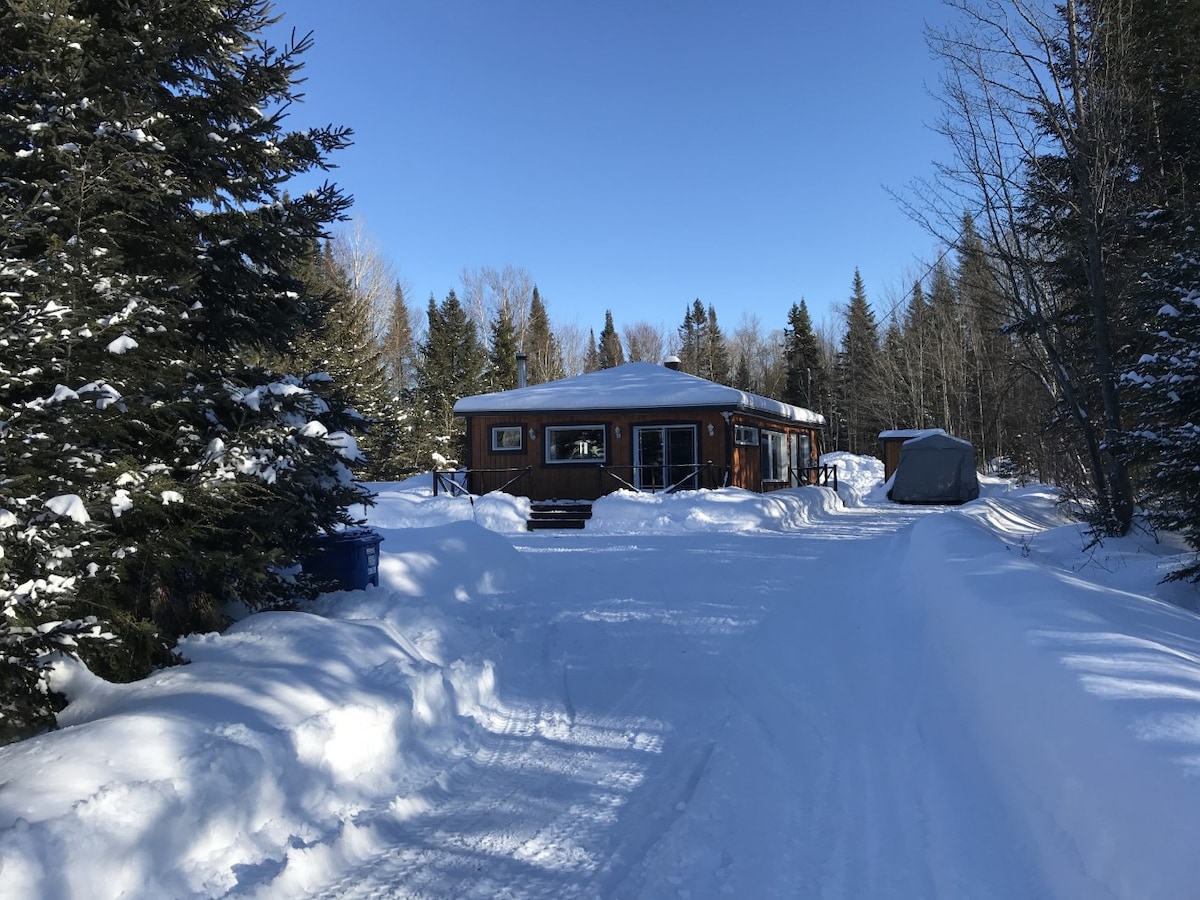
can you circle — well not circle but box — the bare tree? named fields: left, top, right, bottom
left=460, top=264, right=536, bottom=343
left=555, top=321, right=592, bottom=377
left=623, top=320, right=667, bottom=363
left=913, top=0, right=1138, bottom=534
left=329, top=220, right=399, bottom=335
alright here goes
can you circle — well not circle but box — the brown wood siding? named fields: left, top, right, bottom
left=461, top=409, right=822, bottom=500
left=880, top=437, right=907, bottom=481
left=729, top=413, right=823, bottom=491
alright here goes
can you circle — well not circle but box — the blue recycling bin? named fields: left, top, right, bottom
left=303, top=529, right=383, bottom=591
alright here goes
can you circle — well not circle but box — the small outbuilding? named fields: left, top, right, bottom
left=452, top=362, right=827, bottom=501
left=886, top=431, right=980, bottom=505
left=878, top=428, right=947, bottom=481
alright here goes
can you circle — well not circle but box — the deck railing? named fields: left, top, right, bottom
left=788, top=463, right=838, bottom=491
left=599, top=461, right=725, bottom=494
left=431, top=466, right=532, bottom=497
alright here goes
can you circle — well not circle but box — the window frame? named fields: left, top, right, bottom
left=761, top=429, right=788, bottom=483
left=490, top=424, right=525, bottom=453
left=545, top=424, right=608, bottom=465
left=734, top=424, right=760, bottom=446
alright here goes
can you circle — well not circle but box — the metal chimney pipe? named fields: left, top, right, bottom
left=516, top=352, right=528, bottom=388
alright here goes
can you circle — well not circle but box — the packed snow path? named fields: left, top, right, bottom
left=299, top=504, right=1111, bottom=899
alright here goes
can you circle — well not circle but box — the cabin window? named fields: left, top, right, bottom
left=734, top=425, right=759, bottom=446
left=761, top=430, right=788, bottom=482
left=546, top=425, right=607, bottom=463
left=490, top=425, right=524, bottom=452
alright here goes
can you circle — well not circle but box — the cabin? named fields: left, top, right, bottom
left=452, top=361, right=827, bottom=502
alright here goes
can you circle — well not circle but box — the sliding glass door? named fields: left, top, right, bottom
left=634, top=425, right=698, bottom=492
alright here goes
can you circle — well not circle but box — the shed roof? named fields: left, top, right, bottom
left=453, top=362, right=826, bottom=426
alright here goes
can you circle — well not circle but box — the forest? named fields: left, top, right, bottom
left=2, top=0, right=1198, bottom=740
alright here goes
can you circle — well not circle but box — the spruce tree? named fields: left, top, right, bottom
left=584, top=328, right=601, bottom=373
left=290, top=244, right=401, bottom=481
left=703, top=304, right=733, bottom=385
left=597, top=310, right=625, bottom=369
left=415, top=290, right=486, bottom=465
left=525, top=286, right=564, bottom=384
left=0, top=0, right=368, bottom=738
left=382, top=282, right=417, bottom=399
left=677, top=300, right=705, bottom=374
left=835, top=270, right=884, bottom=453
left=783, top=300, right=825, bottom=412
left=487, top=304, right=520, bottom=390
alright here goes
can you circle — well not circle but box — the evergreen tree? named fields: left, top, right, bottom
left=0, top=0, right=368, bottom=739
left=676, top=299, right=731, bottom=383
left=1121, top=0, right=1200, bottom=575
left=375, top=281, right=425, bottom=474
left=703, top=305, right=733, bottom=385
left=1124, top=210, right=1200, bottom=580
left=733, top=353, right=754, bottom=391
left=783, top=300, right=825, bottom=412
left=597, top=310, right=625, bottom=369
left=382, top=282, right=417, bottom=398
left=290, top=244, right=402, bottom=481
left=835, top=270, right=884, bottom=453
left=525, top=286, right=564, bottom=384
left=487, top=304, right=520, bottom=390
left=415, top=290, right=486, bottom=465
left=956, top=212, right=1015, bottom=465
left=677, top=300, right=705, bottom=374
left=583, top=328, right=601, bottom=373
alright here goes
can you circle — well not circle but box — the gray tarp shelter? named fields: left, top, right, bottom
left=887, top=431, right=980, bottom=504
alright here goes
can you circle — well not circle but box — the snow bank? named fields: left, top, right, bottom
left=822, top=450, right=886, bottom=507
left=906, top=488, right=1200, bottom=898
left=588, top=485, right=843, bottom=534
left=0, top=522, right=526, bottom=900
left=356, top=475, right=530, bottom=533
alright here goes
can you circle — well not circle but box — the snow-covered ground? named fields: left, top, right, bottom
left=3, top=453, right=1200, bottom=899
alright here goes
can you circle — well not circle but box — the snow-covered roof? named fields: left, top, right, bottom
left=454, top=362, right=826, bottom=426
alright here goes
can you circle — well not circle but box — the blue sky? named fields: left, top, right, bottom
left=271, top=1, right=954, bottom=336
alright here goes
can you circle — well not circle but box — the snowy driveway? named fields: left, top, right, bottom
left=299, top=501, right=1175, bottom=900
left=6, top=481, right=1200, bottom=900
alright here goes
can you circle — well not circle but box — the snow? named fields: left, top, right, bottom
left=3, top=458, right=1200, bottom=898
left=454, top=361, right=825, bottom=425
left=105, top=335, right=138, bottom=355
left=43, top=494, right=89, bottom=524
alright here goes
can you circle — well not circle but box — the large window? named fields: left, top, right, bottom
left=546, top=425, right=607, bottom=463
left=761, top=430, right=788, bottom=482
